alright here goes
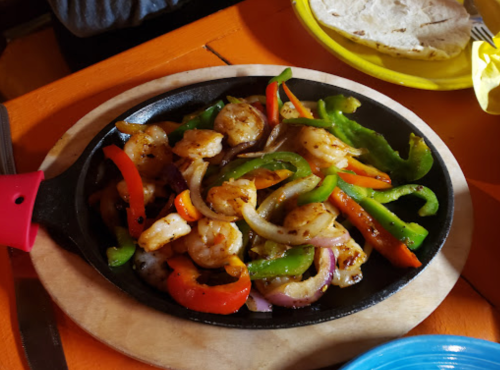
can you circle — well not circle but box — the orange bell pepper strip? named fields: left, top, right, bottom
left=174, top=189, right=202, bottom=222
left=338, top=172, right=392, bottom=190
left=346, top=157, right=392, bottom=184
left=266, top=81, right=280, bottom=127
left=282, top=82, right=314, bottom=119
left=329, top=188, right=421, bottom=269
left=103, top=144, right=146, bottom=238
left=166, top=255, right=251, bottom=314
left=243, top=168, right=293, bottom=189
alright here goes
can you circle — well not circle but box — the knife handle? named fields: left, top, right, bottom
left=0, top=171, right=44, bottom=252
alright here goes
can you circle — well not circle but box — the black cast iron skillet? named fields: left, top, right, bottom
left=23, top=76, right=453, bottom=329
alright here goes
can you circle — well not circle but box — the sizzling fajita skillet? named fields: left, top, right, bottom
left=0, top=73, right=454, bottom=330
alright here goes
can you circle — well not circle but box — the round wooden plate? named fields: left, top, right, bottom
left=30, top=65, right=473, bottom=370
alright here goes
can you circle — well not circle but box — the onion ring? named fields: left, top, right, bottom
left=189, top=159, right=238, bottom=222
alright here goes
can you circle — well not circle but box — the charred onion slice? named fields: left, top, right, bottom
left=259, top=248, right=335, bottom=308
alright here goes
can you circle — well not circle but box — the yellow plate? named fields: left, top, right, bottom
left=292, top=0, right=473, bottom=90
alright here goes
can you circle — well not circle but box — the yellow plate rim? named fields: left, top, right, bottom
left=292, top=0, right=473, bottom=91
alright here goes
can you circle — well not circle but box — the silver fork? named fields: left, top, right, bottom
left=464, top=0, right=497, bottom=48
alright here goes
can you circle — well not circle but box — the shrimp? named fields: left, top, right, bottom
left=283, top=202, right=337, bottom=229
left=124, top=125, right=172, bottom=178
left=116, top=179, right=167, bottom=205
left=214, top=103, right=266, bottom=147
left=299, top=126, right=362, bottom=168
left=134, top=247, right=173, bottom=292
left=280, top=101, right=316, bottom=119
left=206, top=178, right=257, bottom=218
left=172, top=129, right=223, bottom=159
left=138, top=213, right=191, bottom=252
left=331, top=238, right=368, bottom=288
left=185, top=218, right=243, bottom=269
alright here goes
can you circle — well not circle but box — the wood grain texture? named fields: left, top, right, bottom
left=30, top=65, right=473, bottom=370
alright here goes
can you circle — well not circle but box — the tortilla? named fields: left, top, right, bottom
left=310, top=0, right=472, bottom=60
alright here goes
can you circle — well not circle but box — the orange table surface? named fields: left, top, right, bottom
left=2, top=0, right=500, bottom=368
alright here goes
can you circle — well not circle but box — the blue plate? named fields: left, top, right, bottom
left=340, top=335, right=500, bottom=369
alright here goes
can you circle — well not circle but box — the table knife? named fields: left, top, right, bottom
left=0, top=103, right=69, bottom=370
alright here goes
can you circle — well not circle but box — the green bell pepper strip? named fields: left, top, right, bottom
left=331, top=175, right=439, bottom=217
left=269, top=67, right=293, bottom=108
left=297, top=174, right=338, bottom=206
left=319, top=95, right=434, bottom=182
left=282, top=117, right=332, bottom=128
left=359, top=198, right=429, bottom=250
left=106, top=226, right=137, bottom=267
left=211, top=152, right=311, bottom=187
left=247, top=245, right=315, bottom=280
left=269, top=67, right=293, bottom=85
left=168, top=100, right=225, bottom=145
left=371, top=184, right=439, bottom=217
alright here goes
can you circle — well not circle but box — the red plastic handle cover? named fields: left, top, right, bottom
left=0, top=171, right=44, bottom=252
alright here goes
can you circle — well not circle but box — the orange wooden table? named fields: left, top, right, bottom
left=1, top=0, right=500, bottom=368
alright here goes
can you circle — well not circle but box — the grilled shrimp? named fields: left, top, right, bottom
left=280, top=101, right=316, bottom=119
left=124, top=125, right=172, bottom=178
left=214, top=103, right=266, bottom=147
left=134, top=247, right=173, bottom=292
left=185, top=218, right=243, bottom=269
left=138, top=213, right=191, bottom=252
left=172, top=129, right=224, bottom=159
left=206, top=178, right=257, bottom=218
left=299, top=126, right=362, bottom=168
left=283, top=202, right=337, bottom=229
left=116, top=179, right=167, bottom=205
left=331, top=238, right=367, bottom=288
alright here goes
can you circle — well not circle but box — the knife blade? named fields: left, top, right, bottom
left=0, top=103, right=69, bottom=370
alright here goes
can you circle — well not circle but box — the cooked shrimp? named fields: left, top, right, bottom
left=284, top=203, right=349, bottom=245
left=134, top=247, right=173, bottom=292
left=124, top=125, right=172, bottom=178
left=283, top=202, right=337, bottom=229
left=185, top=218, right=243, bottom=268
left=206, top=178, right=257, bottom=218
left=172, top=129, right=223, bottom=159
left=214, top=103, right=266, bottom=147
left=299, top=126, right=362, bottom=168
left=116, top=179, right=167, bottom=205
left=331, top=238, right=368, bottom=288
left=280, top=101, right=316, bottom=119
left=138, top=213, right=191, bottom=252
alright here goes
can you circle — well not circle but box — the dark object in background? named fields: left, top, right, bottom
left=51, top=0, right=244, bottom=72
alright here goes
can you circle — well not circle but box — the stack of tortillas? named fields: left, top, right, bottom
left=310, top=0, right=472, bottom=60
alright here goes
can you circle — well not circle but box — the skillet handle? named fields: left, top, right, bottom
left=31, top=166, right=85, bottom=257
left=0, top=171, right=44, bottom=252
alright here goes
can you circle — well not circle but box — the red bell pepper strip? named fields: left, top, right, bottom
left=103, top=144, right=146, bottom=238
left=346, top=157, right=392, bottom=184
left=266, top=81, right=280, bottom=127
left=166, top=255, right=251, bottom=314
left=338, top=172, right=392, bottom=190
left=282, top=82, right=314, bottom=119
left=329, top=188, right=421, bottom=269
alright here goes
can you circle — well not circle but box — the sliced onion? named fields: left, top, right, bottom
left=241, top=202, right=333, bottom=245
left=261, top=248, right=335, bottom=308
left=308, top=231, right=350, bottom=248
left=189, top=159, right=238, bottom=222
left=257, top=174, right=321, bottom=219
left=220, top=140, right=258, bottom=167
left=246, top=289, right=273, bottom=312
left=238, top=123, right=290, bottom=158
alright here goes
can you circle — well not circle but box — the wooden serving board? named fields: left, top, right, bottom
left=30, top=65, right=473, bottom=370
